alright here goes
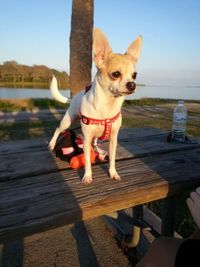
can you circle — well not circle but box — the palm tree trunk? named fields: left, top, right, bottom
left=70, top=0, right=94, bottom=97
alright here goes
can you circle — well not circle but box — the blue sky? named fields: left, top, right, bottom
left=1, top=0, right=200, bottom=87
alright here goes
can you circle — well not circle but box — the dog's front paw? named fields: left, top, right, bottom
left=109, top=170, right=121, bottom=181
left=82, top=175, right=93, bottom=185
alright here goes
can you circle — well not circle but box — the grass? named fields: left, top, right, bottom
left=147, top=192, right=196, bottom=237
left=122, top=103, right=200, bottom=138
left=124, top=98, right=200, bottom=106
left=1, top=97, right=200, bottom=112
left=0, top=98, right=68, bottom=112
left=1, top=97, right=200, bottom=237
left=122, top=116, right=200, bottom=138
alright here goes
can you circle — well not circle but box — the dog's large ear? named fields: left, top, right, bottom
left=93, top=28, right=112, bottom=68
left=125, top=35, right=142, bottom=62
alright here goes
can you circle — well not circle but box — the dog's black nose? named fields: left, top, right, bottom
left=126, top=82, right=136, bottom=91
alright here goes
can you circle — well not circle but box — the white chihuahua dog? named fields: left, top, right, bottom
left=49, top=28, right=142, bottom=184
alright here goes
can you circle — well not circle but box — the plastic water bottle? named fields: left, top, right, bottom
left=172, top=100, right=187, bottom=141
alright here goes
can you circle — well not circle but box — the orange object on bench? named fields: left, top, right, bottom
left=69, top=149, right=96, bottom=169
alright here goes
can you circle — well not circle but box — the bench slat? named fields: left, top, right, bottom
left=1, top=128, right=199, bottom=181
left=1, top=146, right=200, bottom=242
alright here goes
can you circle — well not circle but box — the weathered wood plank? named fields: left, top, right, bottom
left=1, top=127, right=198, bottom=156
left=0, top=158, right=166, bottom=242
left=0, top=149, right=67, bottom=181
left=0, top=109, right=66, bottom=123
left=0, top=128, right=158, bottom=154
left=0, top=128, right=199, bottom=181
left=0, top=128, right=162, bottom=154
left=0, top=146, right=200, bottom=242
left=0, top=138, right=47, bottom=154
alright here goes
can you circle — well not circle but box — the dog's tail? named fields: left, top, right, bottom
left=50, top=75, right=68, bottom=104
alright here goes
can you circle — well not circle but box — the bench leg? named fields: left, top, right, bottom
left=124, top=205, right=143, bottom=247
left=102, top=205, right=145, bottom=247
left=125, top=225, right=141, bottom=248
left=161, top=196, right=176, bottom=237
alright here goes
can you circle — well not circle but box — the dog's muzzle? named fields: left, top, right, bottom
left=126, top=82, right=136, bottom=92
left=109, top=86, right=124, bottom=97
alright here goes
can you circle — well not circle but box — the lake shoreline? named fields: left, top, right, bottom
left=1, top=85, right=200, bottom=100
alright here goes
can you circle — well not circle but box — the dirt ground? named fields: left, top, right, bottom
left=0, top=218, right=133, bottom=267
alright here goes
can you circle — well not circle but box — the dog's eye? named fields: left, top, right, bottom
left=132, top=72, right=137, bottom=80
left=111, top=71, right=121, bottom=79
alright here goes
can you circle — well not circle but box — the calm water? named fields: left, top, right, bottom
left=0, top=88, right=70, bottom=99
left=0, top=85, right=199, bottom=100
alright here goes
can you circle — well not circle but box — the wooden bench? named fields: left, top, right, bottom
left=0, top=127, right=200, bottom=243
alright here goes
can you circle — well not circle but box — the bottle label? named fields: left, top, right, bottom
left=173, top=113, right=186, bottom=122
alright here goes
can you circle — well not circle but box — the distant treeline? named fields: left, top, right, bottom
left=0, top=61, right=70, bottom=89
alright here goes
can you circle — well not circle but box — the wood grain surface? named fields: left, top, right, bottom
left=0, top=128, right=199, bottom=242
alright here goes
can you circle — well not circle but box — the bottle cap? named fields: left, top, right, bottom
left=178, top=100, right=184, bottom=106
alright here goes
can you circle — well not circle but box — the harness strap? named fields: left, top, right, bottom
left=81, top=111, right=121, bottom=140
left=80, top=84, right=121, bottom=140
left=85, top=84, right=92, bottom=93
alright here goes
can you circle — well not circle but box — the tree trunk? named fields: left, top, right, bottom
left=70, top=0, right=94, bottom=97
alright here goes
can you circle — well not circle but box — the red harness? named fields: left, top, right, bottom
left=80, top=85, right=121, bottom=140
left=81, top=111, right=121, bottom=140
